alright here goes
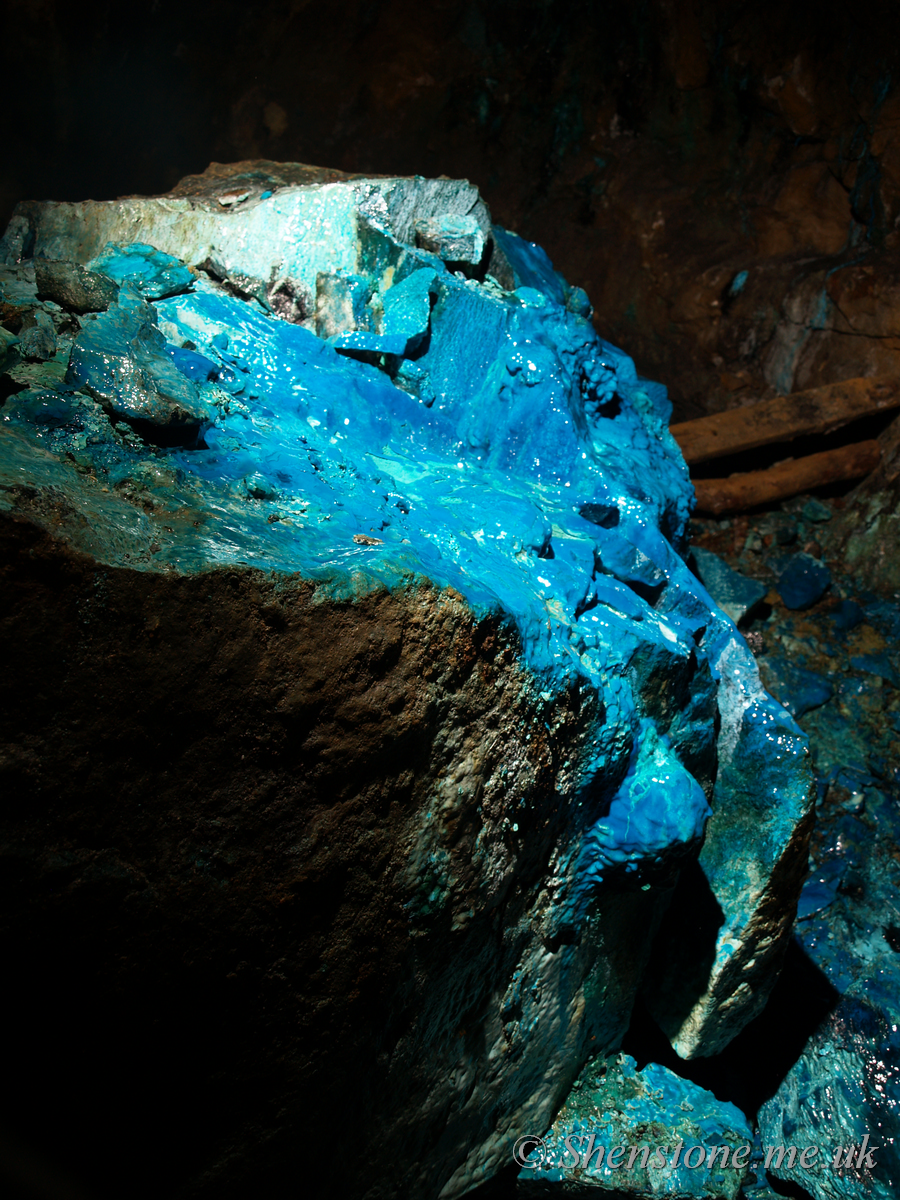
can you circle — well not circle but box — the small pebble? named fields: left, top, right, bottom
left=217, top=189, right=252, bottom=207
left=778, top=553, right=831, bottom=610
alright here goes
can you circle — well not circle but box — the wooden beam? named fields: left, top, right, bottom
left=693, top=441, right=881, bottom=515
left=670, top=377, right=900, bottom=465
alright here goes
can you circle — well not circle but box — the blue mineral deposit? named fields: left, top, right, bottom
left=769, top=571, right=900, bottom=1199
left=760, top=660, right=834, bottom=719
left=575, top=718, right=711, bottom=891
left=87, top=242, right=194, bottom=300
left=1, top=176, right=815, bottom=1074
left=165, top=344, right=222, bottom=384
left=759, top=973, right=900, bottom=1200
left=796, top=856, right=845, bottom=919
left=863, top=594, right=900, bottom=642
left=850, top=652, right=900, bottom=687
left=520, top=1052, right=752, bottom=1199
left=777, top=552, right=832, bottom=609
left=691, top=546, right=767, bottom=625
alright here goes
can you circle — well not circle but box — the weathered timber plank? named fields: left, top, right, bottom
left=670, top=377, right=900, bottom=465
left=693, top=441, right=881, bottom=514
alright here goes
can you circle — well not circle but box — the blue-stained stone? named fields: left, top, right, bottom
left=65, top=285, right=215, bottom=429
left=863, top=595, right=900, bottom=642
left=492, top=226, right=569, bottom=308
left=519, top=1052, right=752, bottom=1198
left=575, top=719, right=711, bottom=891
left=691, top=546, right=767, bottom=625
left=329, top=265, right=437, bottom=356
left=758, top=659, right=834, bottom=719
left=166, top=344, right=222, bottom=384
left=777, top=553, right=831, bottom=609
left=850, top=652, right=900, bottom=687
left=802, top=498, right=832, bottom=523
left=769, top=586, right=900, bottom=1199
left=759, top=973, right=900, bottom=1200
left=796, top=856, right=845, bottom=918
left=87, top=241, right=194, bottom=300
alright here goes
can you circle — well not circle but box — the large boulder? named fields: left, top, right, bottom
left=0, top=165, right=813, bottom=1198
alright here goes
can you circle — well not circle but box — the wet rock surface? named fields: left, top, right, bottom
left=34, top=258, right=119, bottom=314
left=686, top=502, right=900, bottom=1200
left=519, top=1052, right=752, bottom=1198
left=66, top=282, right=216, bottom=432
left=759, top=974, right=900, bottom=1200
left=0, top=171, right=815, bottom=1199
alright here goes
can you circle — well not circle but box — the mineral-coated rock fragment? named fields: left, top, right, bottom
left=86, top=241, right=195, bottom=300
left=519, top=1052, right=752, bottom=1198
left=328, top=265, right=437, bottom=356
left=415, top=213, right=486, bottom=264
left=691, top=546, right=767, bottom=624
left=758, top=668, right=900, bottom=1200
left=641, top=646, right=814, bottom=1058
left=759, top=972, right=900, bottom=1200
left=0, top=164, right=815, bottom=1198
left=34, top=258, right=119, bottom=313
left=573, top=719, right=711, bottom=890
left=777, top=551, right=832, bottom=609
left=757, top=659, right=834, bottom=718
left=65, top=285, right=215, bottom=430
left=17, top=308, right=56, bottom=361
left=831, top=599, right=865, bottom=633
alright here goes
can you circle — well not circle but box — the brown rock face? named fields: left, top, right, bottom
left=0, top=503, right=663, bottom=1199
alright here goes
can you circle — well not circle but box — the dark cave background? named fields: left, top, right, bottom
left=4, top=2, right=900, bottom=1198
